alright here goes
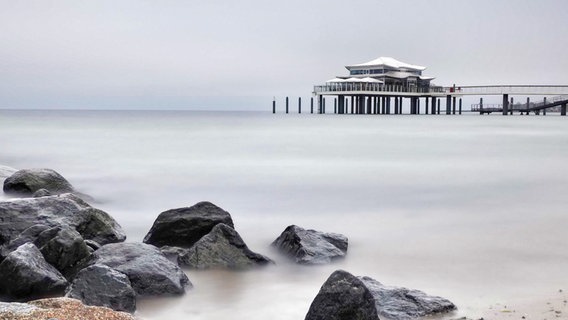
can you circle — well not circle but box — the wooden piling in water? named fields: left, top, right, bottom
left=311, top=97, right=314, bottom=114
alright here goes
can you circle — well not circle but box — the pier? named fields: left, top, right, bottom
left=272, top=57, right=568, bottom=116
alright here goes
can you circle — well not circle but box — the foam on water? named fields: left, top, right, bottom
left=1, top=110, right=567, bottom=319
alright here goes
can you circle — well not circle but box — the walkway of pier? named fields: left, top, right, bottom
left=273, top=85, right=568, bottom=115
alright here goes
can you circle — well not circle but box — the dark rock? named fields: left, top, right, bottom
left=305, top=270, right=378, bottom=320
left=143, top=201, right=234, bottom=248
left=0, top=224, right=50, bottom=260
left=66, top=264, right=136, bottom=313
left=177, top=223, right=273, bottom=269
left=359, top=276, right=456, bottom=320
left=86, top=242, right=191, bottom=296
left=272, top=225, right=348, bottom=264
left=0, top=243, right=68, bottom=301
left=0, top=225, right=91, bottom=277
left=38, top=226, right=91, bottom=277
left=305, top=270, right=456, bottom=320
left=32, top=189, right=52, bottom=198
left=3, top=169, right=74, bottom=197
left=0, top=194, right=126, bottom=248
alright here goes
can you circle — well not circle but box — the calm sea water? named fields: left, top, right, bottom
left=1, top=110, right=568, bottom=319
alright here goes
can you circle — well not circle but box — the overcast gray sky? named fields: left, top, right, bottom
left=1, top=0, right=567, bottom=110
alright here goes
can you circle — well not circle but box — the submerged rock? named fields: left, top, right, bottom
left=0, top=243, right=68, bottom=301
left=272, top=225, right=348, bottom=264
left=359, top=276, right=456, bottom=320
left=85, top=242, right=191, bottom=296
left=305, top=270, right=456, bottom=320
left=0, top=297, right=135, bottom=320
left=143, top=201, right=234, bottom=248
left=0, top=193, right=126, bottom=251
left=176, top=223, right=272, bottom=269
left=66, top=264, right=136, bottom=313
left=3, top=168, right=74, bottom=197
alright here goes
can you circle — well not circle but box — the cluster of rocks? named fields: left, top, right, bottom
left=0, top=167, right=458, bottom=320
left=143, top=201, right=273, bottom=269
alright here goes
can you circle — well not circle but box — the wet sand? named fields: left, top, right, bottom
left=477, top=291, right=568, bottom=320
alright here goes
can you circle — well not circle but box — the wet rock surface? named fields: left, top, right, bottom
left=3, top=168, right=74, bottom=197
left=272, top=225, right=348, bottom=264
left=143, top=201, right=235, bottom=248
left=0, top=243, right=68, bottom=301
left=84, top=242, right=191, bottom=296
left=176, top=223, right=272, bottom=269
left=305, top=270, right=456, bottom=320
left=66, top=264, right=136, bottom=313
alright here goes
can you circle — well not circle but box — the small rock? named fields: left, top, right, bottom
left=272, top=225, right=348, bottom=264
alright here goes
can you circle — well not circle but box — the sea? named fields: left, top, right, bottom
left=1, top=109, right=567, bottom=320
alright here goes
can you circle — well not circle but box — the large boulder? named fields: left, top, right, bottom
left=143, top=201, right=234, bottom=248
left=3, top=168, right=74, bottom=197
left=305, top=270, right=378, bottom=320
left=0, top=297, right=135, bottom=320
left=85, top=242, right=191, bottom=296
left=66, top=264, right=136, bottom=313
left=0, top=193, right=126, bottom=250
left=0, top=243, right=68, bottom=301
left=272, top=225, right=348, bottom=264
left=171, top=223, right=273, bottom=269
left=305, top=270, right=456, bottom=320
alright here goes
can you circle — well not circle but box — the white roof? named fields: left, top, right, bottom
left=327, top=77, right=384, bottom=83
left=361, top=77, right=384, bottom=83
left=346, top=56, right=426, bottom=71
left=326, top=78, right=346, bottom=83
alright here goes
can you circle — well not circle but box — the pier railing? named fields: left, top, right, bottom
left=457, top=85, right=568, bottom=95
left=313, top=84, right=446, bottom=94
left=314, top=84, right=568, bottom=96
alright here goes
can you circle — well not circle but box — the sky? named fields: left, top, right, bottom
left=1, top=0, right=568, bottom=110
